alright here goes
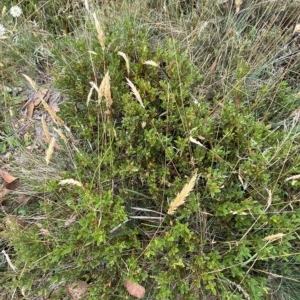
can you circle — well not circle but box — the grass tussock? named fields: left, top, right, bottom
left=1, top=0, right=300, bottom=299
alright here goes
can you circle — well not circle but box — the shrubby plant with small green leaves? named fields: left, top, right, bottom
left=1, top=1, right=300, bottom=299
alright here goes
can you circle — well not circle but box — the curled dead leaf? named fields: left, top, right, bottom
left=0, top=169, right=17, bottom=183
left=17, top=194, right=30, bottom=204
left=6, top=178, right=21, bottom=190
left=39, top=228, right=50, bottom=235
left=64, top=215, right=76, bottom=228
left=124, top=280, right=145, bottom=299
left=26, top=101, right=35, bottom=118
left=0, top=188, right=11, bottom=201
left=66, top=281, right=89, bottom=300
left=5, top=215, right=27, bottom=229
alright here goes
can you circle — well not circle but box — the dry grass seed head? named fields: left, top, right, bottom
left=118, top=51, right=130, bottom=76
left=92, top=13, right=105, bottom=50
left=41, top=116, right=50, bottom=140
left=167, top=173, right=198, bottom=215
left=126, top=78, right=145, bottom=108
left=45, top=137, right=56, bottom=165
left=98, top=72, right=112, bottom=110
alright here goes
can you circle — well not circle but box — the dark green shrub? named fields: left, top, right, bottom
left=2, top=10, right=300, bottom=300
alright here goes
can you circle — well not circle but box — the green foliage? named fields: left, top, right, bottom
left=1, top=3, right=300, bottom=300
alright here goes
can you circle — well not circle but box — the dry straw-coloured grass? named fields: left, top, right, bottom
left=98, top=71, right=112, bottom=110
left=167, top=173, right=198, bottom=215
left=143, top=60, right=159, bottom=68
left=41, top=116, right=50, bottom=140
left=42, top=99, right=64, bottom=126
left=45, top=137, right=56, bottom=165
left=118, top=51, right=130, bottom=76
left=59, top=179, right=83, bottom=188
left=126, top=78, right=145, bottom=108
left=263, top=233, right=285, bottom=242
left=92, top=12, right=105, bottom=51
left=53, top=127, right=68, bottom=145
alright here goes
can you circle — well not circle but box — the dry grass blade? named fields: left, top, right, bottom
left=42, top=99, right=64, bottom=126
left=189, top=136, right=207, bottom=149
left=2, top=250, right=17, bottom=272
left=285, top=174, right=300, bottom=182
left=167, top=173, right=198, bottom=215
left=22, top=74, right=37, bottom=92
left=118, top=51, right=130, bottom=76
left=264, top=188, right=272, bottom=211
left=126, top=78, right=145, bottom=108
left=92, top=13, right=105, bottom=50
left=53, top=127, right=68, bottom=145
left=86, top=85, right=95, bottom=106
left=45, top=137, right=56, bottom=165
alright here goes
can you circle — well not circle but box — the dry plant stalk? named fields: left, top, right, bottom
left=45, top=137, right=56, bottom=165
left=126, top=78, right=145, bottom=108
left=53, top=127, right=68, bottom=145
left=92, top=13, right=105, bottom=50
left=167, top=173, right=198, bottom=215
left=22, top=73, right=37, bottom=92
left=118, top=51, right=130, bottom=76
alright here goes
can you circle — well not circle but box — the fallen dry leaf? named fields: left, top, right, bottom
left=0, top=188, right=11, bottom=201
left=26, top=101, right=35, bottom=118
left=207, top=58, right=218, bottom=76
left=39, top=228, right=50, bottom=235
left=5, top=178, right=21, bottom=190
left=5, top=215, right=27, bottom=229
left=0, top=169, right=17, bottom=183
left=50, top=102, right=60, bottom=112
left=66, top=281, right=89, bottom=300
left=64, top=215, right=76, bottom=228
left=124, top=280, right=145, bottom=299
left=17, top=194, right=30, bottom=204
left=34, top=88, right=50, bottom=106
